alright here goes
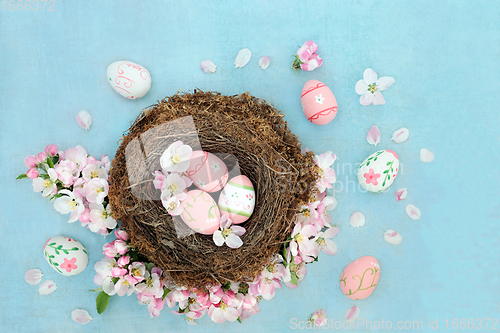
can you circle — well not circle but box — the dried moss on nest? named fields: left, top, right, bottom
left=109, top=90, right=320, bottom=289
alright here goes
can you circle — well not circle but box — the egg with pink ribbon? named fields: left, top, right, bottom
left=106, top=60, right=151, bottom=99
left=185, top=151, right=229, bottom=193
left=340, top=256, right=380, bottom=300
left=180, top=190, right=221, bottom=235
left=357, top=150, right=399, bottom=193
left=218, top=175, right=255, bottom=224
left=43, top=236, right=88, bottom=276
left=300, top=79, right=338, bottom=125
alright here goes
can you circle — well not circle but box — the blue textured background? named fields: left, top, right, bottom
left=1, top=0, right=499, bottom=332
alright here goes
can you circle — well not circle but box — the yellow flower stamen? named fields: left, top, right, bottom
left=301, top=209, right=311, bottom=218
left=90, top=171, right=99, bottom=179
left=43, top=180, right=52, bottom=188
left=67, top=200, right=77, bottom=210
left=131, top=268, right=141, bottom=276
left=121, top=280, right=130, bottom=286
left=168, top=183, right=179, bottom=194
left=220, top=302, right=228, bottom=311
left=96, top=187, right=104, bottom=194
left=295, top=234, right=305, bottom=243
left=171, top=154, right=181, bottom=164
left=368, top=83, right=379, bottom=94
left=222, top=228, right=231, bottom=238
left=145, top=277, right=153, bottom=288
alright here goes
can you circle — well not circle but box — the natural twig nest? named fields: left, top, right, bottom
left=109, top=90, right=319, bottom=288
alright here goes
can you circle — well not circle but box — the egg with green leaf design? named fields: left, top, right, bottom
left=43, top=236, right=88, bottom=276
left=357, top=150, right=399, bottom=193
left=180, top=190, right=220, bottom=235
left=340, top=256, right=380, bottom=300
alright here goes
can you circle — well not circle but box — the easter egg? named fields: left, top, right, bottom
left=218, top=175, right=255, bottom=224
left=357, top=150, right=399, bottom=193
left=106, top=60, right=151, bottom=99
left=300, top=80, right=338, bottom=125
left=185, top=151, right=228, bottom=193
left=340, top=256, right=380, bottom=300
left=43, top=236, right=88, bottom=276
left=180, top=190, right=220, bottom=235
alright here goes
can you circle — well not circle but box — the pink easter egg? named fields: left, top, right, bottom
left=339, top=256, right=380, bottom=300
left=218, top=175, right=255, bottom=224
left=185, top=151, right=229, bottom=193
left=300, top=80, right=338, bottom=125
left=180, top=190, right=220, bottom=235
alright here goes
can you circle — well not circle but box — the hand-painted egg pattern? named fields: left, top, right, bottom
left=357, top=150, right=399, bottom=193
left=106, top=60, right=151, bottom=99
left=300, top=79, right=338, bottom=125
left=218, top=175, right=255, bottom=224
left=180, top=190, right=220, bottom=235
left=43, top=236, right=89, bottom=276
left=340, top=256, right=380, bottom=300
left=186, top=151, right=229, bottom=193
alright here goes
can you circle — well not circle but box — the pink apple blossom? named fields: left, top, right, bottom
left=24, top=155, right=37, bottom=168
left=117, top=256, right=130, bottom=267
left=32, top=168, right=58, bottom=197
left=314, top=151, right=337, bottom=192
left=53, top=189, right=85, bottom=222
left=126, top=262, right=146, bottom=284
left=26, top=168, right=39, bottom=179
left=159, top=141, right=193, bottom=173
left=36, top=152, right=47, bottom=164
left=84, top=178, right=109, bottom=204
left=292, top=41, right=323, bottom=72
left=55, top=160, right=78, bottom=187
left=311, top=309, right=328, bottom=328
left=114, top=228, right=128, bottom=241
left=314, top=226, right=339, bottom=256
left=44, top=144, right=58, bottom=157
left=213, top=215, right=245, bottom=249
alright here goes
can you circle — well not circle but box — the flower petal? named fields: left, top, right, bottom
left=366, top=125, right=381, bottom=146
left=350, top=212, right=365, bottom=228
left=377, top=76, right=395, bottom=91
left=234, top=48, right=251, bottom=68
left=259, top=56, right=270, bottom=70
left=39, top=280, right=57, bottom=295
left=405, top=204, right=421, bottom=220
left=345, top=305, right=360, bottom=322
left=71, top=309, right=93, bottom=325
left=75, top=110, right=92, bottom=131
left=25, top=269, right=43, bottom=285
left=363, top=68, right=377, bottom=84
left=420, top=148, right=435, bottom=162
left=395, top=188, right=407, bottom=201
left=355, top=79, right=368, bottom=95
left=213, top=231, right=225, bottom=246
left=226, top=234, right=243, bottom=248
left=200, top=60, right=217, bottom=73
left=231, top=225, right=246, bottom=236
left=391, top=127, right=410, bottom=143
left=384, top=229, right=402, bottom=245
left=372, top=92, right=386, bottom=105
left=359, top=92, right=374, bottom=106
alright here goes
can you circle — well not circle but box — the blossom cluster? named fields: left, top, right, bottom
left=95, top=150, right=338, bottom=324
left=292, top=40, right=323, bottom=72
left=18, top=145, right=116, bottom=235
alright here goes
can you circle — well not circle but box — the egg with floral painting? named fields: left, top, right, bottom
left=185, top=151, right=228, bottom=193
left=300, top=80, right=338, bottom=125
left=180, top=190, right=221, bottom=235
left=43, top=236, right=89, bottom=276
left=218, top=175, right=255, bottom=224
left=107, top=60, right=151, bottom=99
left=357, top=150, right=399, bottom=193
left=340, top=256, right=380, bottom=300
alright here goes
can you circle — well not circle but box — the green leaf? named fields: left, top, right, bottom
left=145, top=262, right=154, bottom=272
left=70, top=247, right=79, bottom=251
left=222, top=282, right=231, bottom=290
left=53, top=262, right=59, bottom=266
left=54, top=249, right=60, bottom=255
left=46, top=157, right=54, bottom=169
left=366, top=161, right=370, bottom=166
left=62, top=250, right=69, bottom=254
left=387, top=161, right=392, bottom=166
left=16, top=174, right=28, bottom=180
left=373, top=157, right=377, bottom=161
left=290, top=272, right=299, bottom=285
left=111, top=277, right=119, bottom=284
left=96, top=291, right=111, bottom=314
left=237, top=316, right=242, bottom=323
left=52, top=155, right=59, bottom=165
left=383, top=170, right=389, bottom=174
left=161, top=288, right=171, bottom=300
left=49, top=242, right=56, bottom=246
left=89, top=287, right=103, bottom=292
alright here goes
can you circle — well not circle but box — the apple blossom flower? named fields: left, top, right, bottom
left=32, top=168, right=58, bottom=197
left=208, top=301, right=240, bottom=323
left=146, top=297, right=165, bottom=318
left=111, top=266, right=127, bottom=277
left=113, top=239, right=128, bottom=255
left=355, top=68, right=395, bottom=105
left=159, top=141, right=193, bottom=173
left=114, top=228, right=128, bottom=241
left=102, top=276, right=117, bottom=296
left=289, top=223, right=317, bottom=258
left=310, top=309, right=328, bottom=328
left=94, top=257, right=116, bottom=286
left=55, top=160, right=79, bottom=187
left=161, top=172, right=188, bottom=200
left=44, top=144, right=58, bottom=157
left=76, top=110, right=93, bottom=130
left=292, top=41, right=323, bottom=72
left=314, top=226, right=339, bottom=256
left=84, top=178, right=109, bottom=204
left=36, top=152, right=47, bottom=164
left=152, top=171, right=166, bottom=190
left=213, top=215, right=246, bottom=249
left=102, top=242, right=117, bottom=258
left=282, top=249, right=308, bottom=289
left=117, top=255, right=130, bottom=267
left=115, top=275, right=135, bottom=296
left=26, top=168, right=39, bottom=179
left=100, top=155, right=111, bottom=173
left=161, top=192, right=184, bottom=216
left=248, top=272, right=281, bottom=300
left=314, top=151, right=337, bottom=192
left=135, top=267, right=164, bottom=299
left=240, top=294, right=260, bottom=320
left=82, top=161, right=108, bottom=182
left=24, top=155, right=38, bottom=168
left=53, top=189, right=85, bottom=222
left=60, top=145, right=88, bottom=171
left=88, top=203, right=117, bottom=233
left=296, top=201, right=320, bottom=227
left=126, top=262, right=146, bottom=284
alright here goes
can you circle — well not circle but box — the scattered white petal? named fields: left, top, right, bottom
left=38, top=280, right=57, bottom=295
left=259, top=56, right=270, bottom=70
left=395, top=188, right=407, bottom=202
left=71, top=309, right=93, bottom=325
left=420, top=148, right=434, bottom=163
left=345, top=305, right=360, bottom=322
left=234, top=48, right=251, bottom=68
left=25, top=269, right=43, bottom=285
left=200, top=60, right=216, bottom=73
left=366, top=125, right=381, bottom=146
left=405, top=204, right=421, bottom=220
left=384, top=229, right=402, bottom=245
left=75, top=110, right=92, bottom=131
left=391, top=127, right=409, bottom=143
left=350, top=212, right=365, bottom=228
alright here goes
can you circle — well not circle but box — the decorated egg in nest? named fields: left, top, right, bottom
left=43, top=236, right=89, bottom=276
left=180, top=190, right=221, bottom=235
left=106, top=60, right=151, bottom=99
left=340, top=256, right=380, bottom=300
left=357, top=150, right=399, bottom=193
left=218, top=175, right=255, bottom=224
left=185, top=151, right=229, bottom=193
left=300, top=79, right=338, bottom=125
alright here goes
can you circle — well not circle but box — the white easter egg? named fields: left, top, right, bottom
left=106, top=60, right=151, bottom=99
left=218, top=175, right=255, bottom=224
left=357, top=150, right=399, bottom=193
left=43, top=236, right=89, bottom=276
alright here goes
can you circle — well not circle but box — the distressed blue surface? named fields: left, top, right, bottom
left=1, top=0, right=499, bottom=332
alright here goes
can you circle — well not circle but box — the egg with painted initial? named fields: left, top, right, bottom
left=300, top=79, right=338, bottom=125
left=106, top=60, right=151, bottom=99
left=185, top=151, right=228, bottom=193
left=43, top=236, right=89, bottom=276
left=357, top=150, right=399, bottom=193
left=180, top=190, right=221, bottom=235
left=340, top=256, right=380, bottom=300
left=218, top=175, right=255, bottom=224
